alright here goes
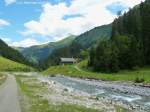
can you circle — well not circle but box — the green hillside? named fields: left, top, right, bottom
left=0, top=56, right=34, bottom=71
left=0, top=39, right=31, bottom=66
left=42, top=24, right=112, bottom=68
left=74, top=24, right=112, bottom=48
left=17, top=24, right=111, bottom=65
left=18, top=35, right=75, bottom=64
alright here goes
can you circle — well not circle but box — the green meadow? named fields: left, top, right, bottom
left=43, top=61, right=150, bottom=83
left=0, top=57, right=34, bottom=72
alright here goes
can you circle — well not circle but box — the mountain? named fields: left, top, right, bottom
left=13, top=47, right=25, bottom=52
left=18, top=35, right=75, bottom=64
left=0, top=56, right=33, bottom=71
left=74, top=24, right=112, bottom=48
left=42, top=24, right=112, bottom=68
left=17, top=24, right=111, bottom=65
left=0, top=39, right=31, bottom=66
left=41, top=41, right=83, bottom=68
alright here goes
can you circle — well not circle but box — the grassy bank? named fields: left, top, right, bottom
left=0, top=57, right=34, bottom=72
left=43, top=61, right=150, bottom=83
left=0, top=74, right=7, bottom=85
left=16, top=75, right=102, bottom=112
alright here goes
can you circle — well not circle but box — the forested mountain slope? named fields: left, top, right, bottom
left=17, top=23, right=111, bottom=66
left=0, top=39, right=31, bottom=66
left=18, top=35, right=75, bottom=64
left=42, top=24, right=112, bottom=68
left=74, top=24, right=112, bottom=48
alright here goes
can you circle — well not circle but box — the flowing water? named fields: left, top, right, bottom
left=44, top=76, right=150, bottom=112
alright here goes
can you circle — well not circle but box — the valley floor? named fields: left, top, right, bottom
left=0, top=72, right=150, bottom=112
left=15, top=72, right=150, bottom=112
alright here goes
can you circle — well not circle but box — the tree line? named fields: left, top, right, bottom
left=89, top=0, right=150, bottom=72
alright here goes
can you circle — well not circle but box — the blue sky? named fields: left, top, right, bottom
left=0, top=0, right=144, bottom=47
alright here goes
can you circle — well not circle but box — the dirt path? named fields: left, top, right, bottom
left=74, top=65, right=82, bottom=72
left=0, top=74, right=21, bottom=112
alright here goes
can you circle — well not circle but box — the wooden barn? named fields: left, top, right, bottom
left=60, top=58, right=76, bottom=65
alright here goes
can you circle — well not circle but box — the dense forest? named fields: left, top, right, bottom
left=89, top=0, right=150, bottom=72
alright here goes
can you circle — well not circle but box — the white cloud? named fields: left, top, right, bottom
left=0, top=19, right=10, bottom=27
left=4, top=0, right=16, bottom=5
left=23, top=0, right=145, bottom=41
left=121, top=0, right=145, bottom=7
left=11, top=38, right=40, bottom=47
left=0, top=36, right=40, bottom=47
left=0, top=37, right=11, bottom=43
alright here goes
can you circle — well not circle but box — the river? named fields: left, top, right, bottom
left=44, top=76, right=150, bottom=112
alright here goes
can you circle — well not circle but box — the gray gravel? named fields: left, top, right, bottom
left=0, top=74, right=21, bottom=112
left=66, top=76, right=150, bottom=97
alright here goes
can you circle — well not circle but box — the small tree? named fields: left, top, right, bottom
left=79, top=50, right=89, bottom=59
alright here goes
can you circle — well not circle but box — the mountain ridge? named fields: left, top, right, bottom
left=41, top=24, right=112, bottom=68
left=16, top=24, right=111, bottom=64
left=18, top=35, right=76, bottom=64
left=74, top=24, right=112, bottom=48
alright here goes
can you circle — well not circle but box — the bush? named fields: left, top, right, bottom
left=135, top=77, right=145, bottom=83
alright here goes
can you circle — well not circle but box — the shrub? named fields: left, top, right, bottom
left=135, top=77, right=145, bottom=83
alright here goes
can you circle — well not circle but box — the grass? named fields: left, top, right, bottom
left=0, top=73, right=7, bottom=85
left=43, top=60, right=150, bottom=83
left=16, top=75, right=102, bottom=112
left=0, top=56, right=34, bottom=72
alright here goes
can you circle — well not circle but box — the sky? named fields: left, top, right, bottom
left=0, top=0, right=145, bottom=47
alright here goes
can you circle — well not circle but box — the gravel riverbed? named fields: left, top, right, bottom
left=66, top=76, right=150, bottom=97
left=44, top=75, right=150, bottom=112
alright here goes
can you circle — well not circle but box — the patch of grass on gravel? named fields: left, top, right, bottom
left=0, top=74, right=7, bottom=85
left=16, top=75, right=102, bottom=112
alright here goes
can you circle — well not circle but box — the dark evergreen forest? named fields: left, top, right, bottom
left=89, top=0, right=150, bottom=72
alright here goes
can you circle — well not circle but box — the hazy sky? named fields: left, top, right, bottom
left=0, top=0, right=145, bottom=47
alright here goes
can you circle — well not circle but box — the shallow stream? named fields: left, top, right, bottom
left=40, top=76, right=150, bottom=112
